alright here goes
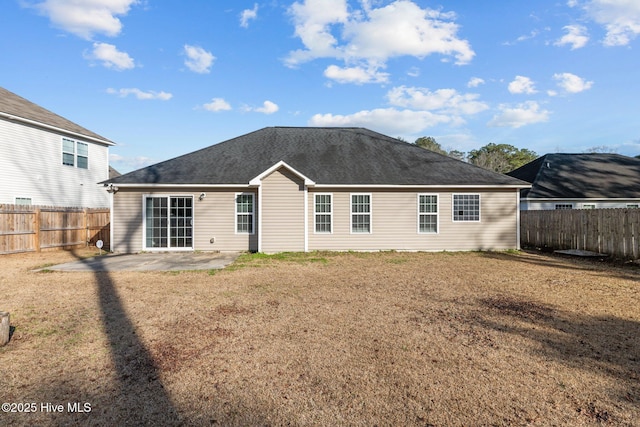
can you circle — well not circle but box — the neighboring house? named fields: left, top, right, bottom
left=507, top=153, right=640, bottom=210
left=0, top=86, right=114, bottom=208
left=103, top=127, right=529, bottom=254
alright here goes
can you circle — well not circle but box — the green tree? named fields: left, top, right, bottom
left=414, top=136, right=447, bottom=155
left=468, top=143, right=537, bottom=173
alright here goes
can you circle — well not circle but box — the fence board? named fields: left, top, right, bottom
left=0, top=204, right=110, bottom=255
left=521, top=208, right=640, bottom=259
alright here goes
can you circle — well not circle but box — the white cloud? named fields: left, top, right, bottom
left=309, top=108, right=451, bottom=135
left=286, top=0, right=474, bottom=83
left=203, top=98, right=232, bottom=112
left=407, top=67, right=420, bottom=77
left=31, top=0, right=137, bottom=39
left=106, top=88, right=172, bottom=100
left=467, top=77, right=485, bottom=88
left=553, top=72, right=593, bottom=93
left=183, top=44, right=215, bottom=74
left=387, top=86, right=488, bottom=115
left=324, top=64, right=389, bottom=84
left=554, top=25, right=589, bottom=49
left=85, top=42, right=135, bottom=70
left=572, top=0, right=640, bottom=46
left=488, top=101, right=550, bottom=128
left=240, top=3, right=259, bottom=28
left=508, top=76, right=537, bottom=94
left=242, top=100, right=279, bottom=114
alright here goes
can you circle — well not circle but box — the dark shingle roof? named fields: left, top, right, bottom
left=108, top=127, right=527, bottom=187
left=0, top=86, right=113, bottom=145
left=507, top=153, right=640, bottom=198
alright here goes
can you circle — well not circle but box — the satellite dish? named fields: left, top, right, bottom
left=96, top=240, right=104, bottom=249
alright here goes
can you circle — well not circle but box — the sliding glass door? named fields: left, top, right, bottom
left=145, top=196, right=193, bottom=249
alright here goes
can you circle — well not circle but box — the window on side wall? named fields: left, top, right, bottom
left=351, top=193, right=371, bottom=233
left=418, top=194, right=438, bottom=233
left=582, top=204, right=595, bottom=209
left=236, top=193, right=254, bottom=234
left=555, top=204, right=573, bottom=210
left=15, top=197, right=32, bottom=206
left=315, top=193, right=332, bottom=233
left=453, top=194, right=480, bottom=222
left=62, top=138, right=89, bottom=169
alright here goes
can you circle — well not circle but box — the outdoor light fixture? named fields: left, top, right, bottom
left=199, top=192, right=206, bottom=201
left=106, top=184, right=119, bottom=194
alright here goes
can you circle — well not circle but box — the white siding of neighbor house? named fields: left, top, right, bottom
left=0, top=118, right=110, bottom=207
left=260, top=167, right=306, bottom=253
left=522, top=199, right=640, bottom=210
left=111, top=188, right=258, bottom=253
left=308, top=188, right=519, bottom=251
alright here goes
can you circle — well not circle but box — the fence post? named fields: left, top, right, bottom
left=0, top=311, right=9, bottom=346
left=83, top=208, right=88, bottom=247
left=34, top=207, right=41, bottom=252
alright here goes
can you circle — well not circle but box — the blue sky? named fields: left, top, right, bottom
left=2, top=0, right=640, bottom=173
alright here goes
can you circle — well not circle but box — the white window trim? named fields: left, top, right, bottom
left=452, top=193, right=481, bottom=222
left=14, top=197, right=32, bottom=206
left=350, top=193, right=372, bottom=234
left=417, top=193, right=439, bottom=234
left=62, top=137, right=89, bottom=169
left=313, top=193, right=333, bottom=234
left=235, top=192, right=255, bottom=235
left=141, top=194, right=194, bottom=251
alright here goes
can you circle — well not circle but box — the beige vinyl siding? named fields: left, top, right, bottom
left=112, top=187, right=257, bottom=253
left=308, top=188, right=519, bottom=251
left=260, top=167, right=305, bottom=253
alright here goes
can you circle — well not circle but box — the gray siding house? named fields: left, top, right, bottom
left=0, top=87, right=114, bottom=208
left=507, top=153, right=640, bottom=210
left=104, top=127, right=529, bottom=253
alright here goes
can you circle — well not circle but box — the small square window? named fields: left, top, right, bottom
left=453, top=194, right=480, bottom=221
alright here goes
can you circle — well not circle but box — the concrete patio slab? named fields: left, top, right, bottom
left=38, top=252, right=241, bottom=272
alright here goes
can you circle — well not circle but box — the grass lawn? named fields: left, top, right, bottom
left=1, top=249, right=639, bottom=426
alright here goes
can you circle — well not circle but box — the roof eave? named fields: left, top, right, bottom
left=0, top=111, right=115, bottom=146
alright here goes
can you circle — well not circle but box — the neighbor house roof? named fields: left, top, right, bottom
left=107, top=127, right=528, bottom=187
left=0, top=86, right=114, bottom=146
left=506, top=153, right=640, bottom=199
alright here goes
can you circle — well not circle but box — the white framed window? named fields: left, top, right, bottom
left=627, top=204, right=639, bottom=208
left=62, top=138, right=75, bottom=166
left=453, top=194, right=480, bottom=222
left=555, top=204, right=573, bottom=210
left=15, top=197, right=32, bottom=206
left=62, top=138, right=88, bottom=169
left=351, top=193, right=371, bottom=233
left=418, top=194, right=438, bottom=233
left=77, top=142, right=88, bottom=169
left=144, top=196, right=193, bottom=249
left=582, top=204, right=596, bottom=209
left=236, top=193, right=255, bottom=234
left=314, top=193, right=332, bottom=233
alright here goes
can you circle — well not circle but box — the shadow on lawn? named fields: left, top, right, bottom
left=75, top=252, right=182, bottom=425
left=481, top=250, right=640, bottom=283
left=476, top=295, right=640, bottom=410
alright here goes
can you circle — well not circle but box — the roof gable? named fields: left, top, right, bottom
left=507, top=153, right=640, bottom=199
left=0, top=86, right=113, bottom=145
left=108, top=127, right=528, bottom=187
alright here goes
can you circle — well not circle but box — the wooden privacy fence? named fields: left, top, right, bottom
left=0, top=204, right=110, bottom=254
left=521, top=208, right=640, bottom=259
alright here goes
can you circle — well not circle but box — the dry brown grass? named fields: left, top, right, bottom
left=1, top=249, right=639, bottom=426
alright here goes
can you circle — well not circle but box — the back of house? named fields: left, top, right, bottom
left=104, top=127, right=529, bottom=253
